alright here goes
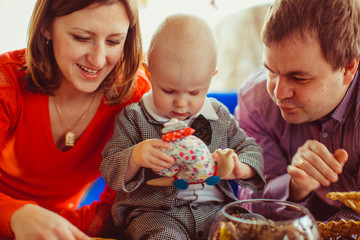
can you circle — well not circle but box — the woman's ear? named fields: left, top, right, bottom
left=343, top=58, right=359, bottom=84
left=40, top=24, right=51, bottom=41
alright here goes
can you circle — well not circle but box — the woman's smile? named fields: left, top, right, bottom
left=77, top=63, right=103, bottom=79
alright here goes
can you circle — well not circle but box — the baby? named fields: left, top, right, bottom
left=100, top=14, right=265, bottom=240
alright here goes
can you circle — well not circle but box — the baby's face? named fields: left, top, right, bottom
left=149, top=56, right=215, bottom=121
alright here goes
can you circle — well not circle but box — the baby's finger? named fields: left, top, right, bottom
left=147, top=156, right=172, bottom=170
left=151, top=139, right=172, bottom=150
left=152, top=149, right=174, bottom=163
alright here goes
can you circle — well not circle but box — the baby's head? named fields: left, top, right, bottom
left=145, top=14, right=218, bottom=121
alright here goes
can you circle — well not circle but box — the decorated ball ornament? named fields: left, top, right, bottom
left=146, top=118, right=235, bottom=190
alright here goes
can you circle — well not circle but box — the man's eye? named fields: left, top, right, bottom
left=291, top=75, right=309, bottom=82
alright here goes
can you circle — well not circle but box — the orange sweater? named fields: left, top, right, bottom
left=0, top=49, right=150, bottom=238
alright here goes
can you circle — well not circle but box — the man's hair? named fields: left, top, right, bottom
left=26, top=0, right=142, bottom=104
left=261, top=0, right=360, bottom=70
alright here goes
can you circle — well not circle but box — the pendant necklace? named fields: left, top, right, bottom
left=53, top=94, right=96, bottom=147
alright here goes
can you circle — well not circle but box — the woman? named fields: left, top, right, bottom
left=0, top=0, right=150, bottom=239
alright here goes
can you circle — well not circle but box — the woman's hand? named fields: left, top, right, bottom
left=10, top=204, right=92, bottom=240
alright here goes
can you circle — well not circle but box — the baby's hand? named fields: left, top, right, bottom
left=213, top=149, right=255, bottom=180
left=229, top=158, right=256, bottom=180
left=131, top=139, right=174, bottom=171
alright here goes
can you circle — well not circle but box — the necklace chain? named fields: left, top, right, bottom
left=53, top=94, right=96, bottom=147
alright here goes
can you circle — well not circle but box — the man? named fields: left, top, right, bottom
left=235, top=0, right=360, bottom=221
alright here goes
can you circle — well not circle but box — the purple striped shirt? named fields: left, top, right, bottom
left=235, top=66, right=360, bottom=221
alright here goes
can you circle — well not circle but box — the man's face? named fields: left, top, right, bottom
left=264, top=32, right=349, bottom=124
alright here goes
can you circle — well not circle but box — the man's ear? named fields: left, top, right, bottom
left=142, top=62, right=151, bottom=81
left=344, top=58, right=359, bottom=84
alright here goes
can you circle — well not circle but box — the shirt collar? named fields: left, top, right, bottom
left=331, top=70, right=359, bottom=123
left=142, top=90, right=219, bottom=124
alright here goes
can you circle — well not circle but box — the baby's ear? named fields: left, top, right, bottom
left=212, top=69, right=218, bottom=77
left=142, top=62, right=151, bottom=80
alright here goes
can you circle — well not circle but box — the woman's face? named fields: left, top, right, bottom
left=48, top=2, right=130, bottom=93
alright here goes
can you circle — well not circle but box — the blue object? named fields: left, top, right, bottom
left=79, top=176, right=105, bottom=207
left=207, top=91, right=238, bottom=195
left=206, top=176, right=221, bottom=185
left=174, top=179, right=190, bottom=190
left=79, top=91, right=239, bottom=207
left=207, top=91, right=238, bottom=114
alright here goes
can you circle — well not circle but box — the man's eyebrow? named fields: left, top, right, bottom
left=263, top=63, right=310, bottom=76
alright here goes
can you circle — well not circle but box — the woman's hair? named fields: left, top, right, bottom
left=26, top=0, right=142, bottom=104
left=261, top=0, right=360, bottom=71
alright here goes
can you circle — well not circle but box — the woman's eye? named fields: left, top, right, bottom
left=107, top=40, right=121, bottom=46
left=73, top=35, right=89, bottom=42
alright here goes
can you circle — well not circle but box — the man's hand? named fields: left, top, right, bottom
left=287, top=140, right=348, bottom=201
left=10, top=204, right=92, bottom=240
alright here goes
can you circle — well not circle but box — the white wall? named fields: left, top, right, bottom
left=0, top=0, right=272, bottom=54
left=0, top=0, right=37, bottom=54
left=139, top=0, right=273, bottom=51
left=0, top=0, right=272, bottom=90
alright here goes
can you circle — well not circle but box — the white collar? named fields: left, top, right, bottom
left=142, top=90, right=219, bottom=124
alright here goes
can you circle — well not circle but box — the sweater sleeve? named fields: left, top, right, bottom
left=212, top=99, right=265, bottom=192
left=0, top=56, right=39, bottom=238
left=0, top=194, right=38, bottom=237
left=0, top=64, right=19, bottom=153
left=59, top=186, right=116, bottom=237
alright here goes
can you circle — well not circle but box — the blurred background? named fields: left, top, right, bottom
left=0, top=0, right=272, bottom=91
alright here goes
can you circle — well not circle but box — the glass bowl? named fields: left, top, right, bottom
left=209, top=199, right=320, bottom=240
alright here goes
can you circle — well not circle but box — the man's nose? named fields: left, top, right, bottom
left=273, top=76, right=294, bottom=100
